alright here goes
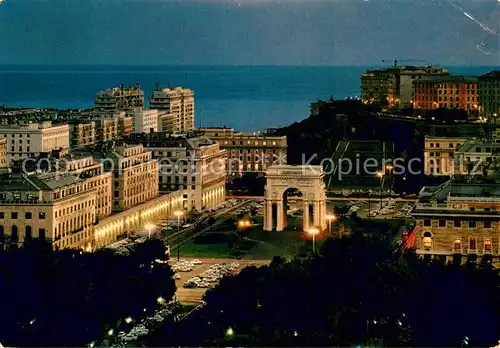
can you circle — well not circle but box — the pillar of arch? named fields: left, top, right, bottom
left=264, top=165, right=327, bottom=232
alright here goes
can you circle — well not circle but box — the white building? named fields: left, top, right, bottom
left=126, top=133, right=226, bottom=211
left=130, top=108, right=158, bottom=134
left=0, top=122, right=70, bottom=163
left=149, top=87, right=195, bottom=133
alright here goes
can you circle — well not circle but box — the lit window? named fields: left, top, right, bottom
left=484, top=239, right=492, bottom=252
left=423, top=232, right=432, bottom=250
left=454, top=238, right=461, bottom=252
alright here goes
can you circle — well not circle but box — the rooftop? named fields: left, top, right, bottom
left=413, top=75, right=478, bottom=84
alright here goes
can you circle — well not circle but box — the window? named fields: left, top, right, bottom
left=484, top=239, right=492, bottom=252
left=436, top=143, right=440, bottom=148
left=39, top=229, right=46, bottom=241
left=25, top=212, right=32, bottom=219
left=423, top=232, right=432, bottom=250
left=439, top=219, right=446, bottom=227
left=449, top=143, right=453, bottom=148
left=469, top=238, right=476, bottom=251
left=0, top=212, right=3, bottom=219
left=11, top=212, right=18, bottom=219
left=11, top=225, right=18, bottom=242
left=423, top=218, right=431, bottom=227
left=430, top=143, right=434, bottom=148
left=484, top=220, right=492, bottom=228
left=469, top=220, right=476, bottom=228
left=25, top=225, right=32, bottom=241
left=454, top=238, right=461, bottom=252
left=39, top=212, right=46, bottom=219
left=454, top=220, right=461, bottom=228
left=469, top=207, right=475, bottom=212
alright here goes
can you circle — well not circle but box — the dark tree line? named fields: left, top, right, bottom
left=149, top=233, right=500, bottom=347
left=0, top=239, right=176, bottom=346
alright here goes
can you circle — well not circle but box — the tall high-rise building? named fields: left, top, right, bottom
left=150, top=87, right=195, bottom=133
left=478, top=71, right=500, bottom=122
left=361, top=66, right=449, bottom=108
left=95, top=84, right=144, bottom=111
left=0, top=121, right=70, bottom=163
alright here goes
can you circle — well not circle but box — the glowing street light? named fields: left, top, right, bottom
left=107, top=329, right=114, bottom=336
left=326, top=214, right=336, bottom=236
left=174, top=210, right=184, bottom=261
left=376, top=171, right=384, bottom=209
left=226, top=327, right=234, bottom=337
left=125, top=316, right=133, bottom=324
left=308, top=227, right=320, bottom=253
left=157, top=296, right=166, bottom=305
left=237, top=219, right=251, bottom=228
left=145, top=223, right=155, bottom=239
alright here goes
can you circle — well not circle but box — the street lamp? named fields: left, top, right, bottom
left=326, top=214, right=336, bottom=236
left=237, top=219, right=251, bottom=228
left=144, top=223, right=155, bottom=239
left=308, top=227, right=320, bottom=253
left=174, top=210, right=184, bottom=261
left=376, top=171, right=384, bottom=209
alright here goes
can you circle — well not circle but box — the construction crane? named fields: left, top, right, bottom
left=382, top=57, right=426, bottom=67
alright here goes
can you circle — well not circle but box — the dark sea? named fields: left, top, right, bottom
left=0, top=65, right=495, bottom=132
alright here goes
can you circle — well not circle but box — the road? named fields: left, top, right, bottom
left=162, top=199, right=252, bottom=251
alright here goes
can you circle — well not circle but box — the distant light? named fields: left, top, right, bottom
left=125, top=316, right=133, bottom=324
left=226, top=327, right=234, bottom=336
left=294, top=330, right=298, bottom=337
left=108, top=329, right=114, bottom=336
left=157, top=296, right=166, bottom=305
left=30, top=319, right=36, bottom=325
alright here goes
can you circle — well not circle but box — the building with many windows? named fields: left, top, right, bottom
left=424, top=136, right=466, bottom=176
left=361, top=65, right=449, bottom=108
left=197, top=127, right=287, bottom=176
left=97, top=145, right=159, bottom=211
left=0, top=173, right=97, bottom=250
left=412, top=75, right=479, bottom=116
left=478, top=71, right=500, bottom=122
left=94, top=84, right=144, bottom=111
left=0, top=139, right=7, bottom=170
left=149, top=87, right=195, bottom=133
left=69, top=121, right=96, bottom=148
left=412, top=178, right=500, bottom=261
left=0, top=121, right=70, bottom=163
left=130, top=108, right=158, bottom=134
left=125, top=133, right=226, bottom=211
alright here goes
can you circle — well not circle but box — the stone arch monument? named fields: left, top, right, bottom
left=264, top=165, right=327, bottom=232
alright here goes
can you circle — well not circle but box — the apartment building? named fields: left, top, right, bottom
left=70, top=121, right=96, bottom=148
left=0, top=139, right=7, bottom=169
left=130, top=108, right=158, bottom=134
left=149, top=87, right=195, bottom=133
left=412, top=179, right=500, bottom=261
left=94, top=84, right=144, bottom=111
left=118, top=114, right=133, bottom=138
left=98, top=145, right=159, bottom=211
left=478, top=71, right=500, bottom=122
left=361, top=66, right=449, bottom=108
left=125, top=133, right=226, bottom=211
left=0, top=121, right=70, bottom=163
left=197, top=127, right=287, bottom=175
left=0, top=173, right=97, bottom=250
left=424, top=136, right=466, bottom=176
left=95, top=117, right=119, bottom=144
left=412, top=76, right=479, bottom=115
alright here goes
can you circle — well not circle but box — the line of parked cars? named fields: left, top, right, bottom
left=183, top=262, right=240, bottom=289
left=343, top=200, right=368, bottom=216
left=103, top=301, right=183, bottom=348
left=395, top=203, right=415, bottom=219
left=171, top=259, right=203, bottom=273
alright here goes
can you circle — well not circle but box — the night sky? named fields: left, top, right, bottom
left=1, top=0, right=499, bottom=65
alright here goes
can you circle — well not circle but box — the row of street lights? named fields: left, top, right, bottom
left=307, top=214, right=338, bottom=253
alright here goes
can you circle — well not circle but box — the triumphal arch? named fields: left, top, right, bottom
left=264, top=165, right=327, bottom=232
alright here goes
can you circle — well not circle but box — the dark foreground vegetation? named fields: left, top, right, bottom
left=0, top=240, right=175, bottom=346
left=149, top=232, right=500, bottom=347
